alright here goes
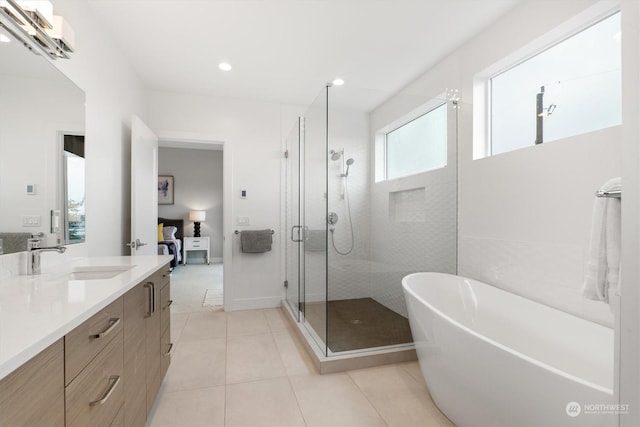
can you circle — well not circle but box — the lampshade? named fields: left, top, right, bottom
left=189, top=210, right=206, bottom=222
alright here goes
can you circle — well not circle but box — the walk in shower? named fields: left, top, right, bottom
left=283, top=85, right=458, bottom=362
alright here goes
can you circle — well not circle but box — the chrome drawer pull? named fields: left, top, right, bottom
left=89, top=375, right=120, bottom=407
left=90, top=318, right=121, bottom=339
left=144, top=282, right=155, bottom=317
left=164, top=343, right=173, bottom=357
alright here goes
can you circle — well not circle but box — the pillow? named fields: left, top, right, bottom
left=162, top=226, right=177, bottom=241
left=157, top=223, right=164, bottom=241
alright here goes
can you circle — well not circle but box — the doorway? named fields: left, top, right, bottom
left=158, top=138, right=227, bottom=312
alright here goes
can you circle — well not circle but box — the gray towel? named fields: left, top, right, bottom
left=0, top=232, right=31, bottom=254
left=240, top=229, right=273, bottom=253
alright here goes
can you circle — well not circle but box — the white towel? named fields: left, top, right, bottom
left=583, top=177, right=621, bottom=303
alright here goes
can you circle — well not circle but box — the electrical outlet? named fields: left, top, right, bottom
left=237, top=216, right=250, bottom=225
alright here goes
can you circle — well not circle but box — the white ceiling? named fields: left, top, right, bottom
left=87, top=0, right=520, bottom=112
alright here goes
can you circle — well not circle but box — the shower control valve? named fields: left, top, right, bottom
left=327, top=212, right=339, bottom=225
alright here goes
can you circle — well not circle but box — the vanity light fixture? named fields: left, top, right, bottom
left=332, top=78, right=345, bottom=86
left=218, top=62, right=232, bottom=71
left=0, top=0, right=73, bottom=59
left=46, top=15, right=74, bottom=52
left=17, top=1, right=53, bottom=29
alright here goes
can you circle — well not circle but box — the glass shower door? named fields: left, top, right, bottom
left=283, top=86, right=330, bottom=357
left=285, top=118, right=303, bottom=320
left=301, top=86, right=329, bottom=355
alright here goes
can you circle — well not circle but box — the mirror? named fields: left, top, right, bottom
left=0, top=29, right=85, bottom=254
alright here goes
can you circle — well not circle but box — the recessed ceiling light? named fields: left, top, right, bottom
left=0, top=34, right=10, bottom=43
left=219, top=62, right=232, bottom=71
left=332, top=78, right=345, bottom=86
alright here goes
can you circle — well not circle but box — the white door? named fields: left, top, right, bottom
left=130, top=115, right=158, bottom=255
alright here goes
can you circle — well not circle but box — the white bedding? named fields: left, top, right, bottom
left=159, top=238, right=182, bottom=263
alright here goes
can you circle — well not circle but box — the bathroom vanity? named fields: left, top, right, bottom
left=0, top=255, right=172, bottom=426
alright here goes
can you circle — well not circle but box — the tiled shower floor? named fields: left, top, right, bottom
left=305, top=298, right=413, bottom=352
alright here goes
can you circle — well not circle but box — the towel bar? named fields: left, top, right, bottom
left=595, top=190, right=621, bottom=199
left=234, top=229, right=275, bottom=235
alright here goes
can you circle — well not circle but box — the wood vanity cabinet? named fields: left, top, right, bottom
left=0, top=339, right=64, bottom=427
left=0, top=263, right=171, bottom=427
left=160, top=279, right=172, bottom=379
left=123, top=263, right=172, bottom=426
left=64, top=297, right=124, bottom=427
left=123, top=282, right=149, bottom=427
left=65, top=332, right=124, bottom=427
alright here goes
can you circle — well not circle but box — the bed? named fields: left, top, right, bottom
left=158, top=217, right=184, bottom=269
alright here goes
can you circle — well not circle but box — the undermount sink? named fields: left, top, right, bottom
left=68, top=265, right=134, bottom=281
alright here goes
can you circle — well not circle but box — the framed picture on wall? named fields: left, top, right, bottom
left=158, top=175, right=174, bottom=205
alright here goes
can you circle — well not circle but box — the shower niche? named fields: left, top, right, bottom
left=283, top=85, right=458, bottom=368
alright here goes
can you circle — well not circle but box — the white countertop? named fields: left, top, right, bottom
left=0, top=255, right=173, bottom=381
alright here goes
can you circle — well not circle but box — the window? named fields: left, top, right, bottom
left=384, top=103, right=447, bottom=180
left=490, top=12, right=621, bottom=156
left=62, top=134, right=85, bottom=244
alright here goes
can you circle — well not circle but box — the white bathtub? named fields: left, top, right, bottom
left=402, top=272, right=614, bottom=427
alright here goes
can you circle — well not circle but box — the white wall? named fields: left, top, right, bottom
left=618, top=0, right=640, bottom=421
left=158, top=147, right=223, bottom=259
left=458, top=0, right=620, bottom=326
left=147, top=90, right=301, bottom=310
left=52, top=0, right=147, bottom=258
left=371, top=0, right=619, bottom=325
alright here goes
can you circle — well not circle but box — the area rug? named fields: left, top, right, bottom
left=202, top=289, right=223, bottom=307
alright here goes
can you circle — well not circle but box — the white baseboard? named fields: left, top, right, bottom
left=225, top=296, right=281, bottom=311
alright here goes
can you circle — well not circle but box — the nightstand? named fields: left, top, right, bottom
left=183, top=236, right=210, bottom=265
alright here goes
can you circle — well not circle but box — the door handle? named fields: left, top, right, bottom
left=126, top=239, right=148, bottom=249
left=291, top=226, right=303, bottom=242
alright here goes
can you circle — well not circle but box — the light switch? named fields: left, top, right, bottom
left=22, top=215, right=41, bottom=226
left=237, top=216, right=250, bottom=225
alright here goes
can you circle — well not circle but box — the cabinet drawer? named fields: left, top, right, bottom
left=149, top=265, right=170, bottom=289
left=66, top=331, right=124, bottom=427
left=160, top=282, right=171, bottom=334
left=0, top=339, right=64, bottom=427
left=185, top=238, right=208, bottom=250
left=65, top=298, right=124, bottom=385
left=110, top=404, right=124, bottom=427
left=123, top=339, right=146, bottom=427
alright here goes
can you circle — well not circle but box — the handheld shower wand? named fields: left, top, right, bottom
left=342, top=158, right=355, bottom=177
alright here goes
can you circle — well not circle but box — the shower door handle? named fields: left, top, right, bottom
left=291, top=226, right=303, bottom=242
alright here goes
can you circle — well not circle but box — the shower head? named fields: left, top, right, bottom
left=344, top=158, right=355, bottom=177
left=330, top=149, right=342, bottom=161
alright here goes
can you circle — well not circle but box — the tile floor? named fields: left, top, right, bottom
left=147, top=264, right=454, bottom=427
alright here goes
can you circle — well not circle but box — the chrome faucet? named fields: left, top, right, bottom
left=27, top=239, right=66, bottom=275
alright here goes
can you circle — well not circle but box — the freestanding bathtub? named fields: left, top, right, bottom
left=402, top=272, right=614, bottom=427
